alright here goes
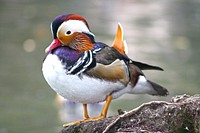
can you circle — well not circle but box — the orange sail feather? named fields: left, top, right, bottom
left=112, top=23, right=128, bottom=55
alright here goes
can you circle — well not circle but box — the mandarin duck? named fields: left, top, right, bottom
left=42, top=14, right=168, bottom=127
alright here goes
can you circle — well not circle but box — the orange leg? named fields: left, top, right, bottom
left=88, top=95, right=112, bottom=121
left=63, top=95, right=112, bottom=127
left=83, top=104, right=89, bottom=119
left=94, top=96, right=112, bottom=120
left=63, top=104, right=90, bottom=127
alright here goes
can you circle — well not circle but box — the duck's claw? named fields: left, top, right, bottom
left=63, top=120, right=83, bottom=127
left=63, top=115, right=107, bottom=127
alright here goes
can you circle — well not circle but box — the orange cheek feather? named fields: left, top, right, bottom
left=57, top=31, right=94, bottom=52
left=69, top=32, right=94, bottom=52
left=57, top=29, right=74, bottom=45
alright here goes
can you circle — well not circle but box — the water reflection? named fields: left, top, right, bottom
left=0, top=0, right=199, bottom=133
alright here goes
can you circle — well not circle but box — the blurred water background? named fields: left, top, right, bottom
left=0, top=0, right=199, bottom=132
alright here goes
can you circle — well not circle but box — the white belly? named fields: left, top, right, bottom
left=42, top=54, right=125, bottom=104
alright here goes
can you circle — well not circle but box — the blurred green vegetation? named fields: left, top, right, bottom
left=0, top=0, right=199, bottom=132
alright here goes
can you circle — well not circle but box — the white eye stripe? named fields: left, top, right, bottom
left=57, top=20, right=90, bottom=37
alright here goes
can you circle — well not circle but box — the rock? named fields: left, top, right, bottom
left=60, top=95, right=200, bottom=133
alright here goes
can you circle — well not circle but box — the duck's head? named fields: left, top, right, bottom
left=45, top=14, right=95, bottom=53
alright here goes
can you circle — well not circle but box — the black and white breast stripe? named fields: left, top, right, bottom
left=66, top=50, right=96, bottom=75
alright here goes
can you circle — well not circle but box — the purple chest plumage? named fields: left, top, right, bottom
left=51, top=46, right=81, bottom=67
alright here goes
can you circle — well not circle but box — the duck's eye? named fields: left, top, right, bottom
left=66, top=31, right=71, bottom=35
